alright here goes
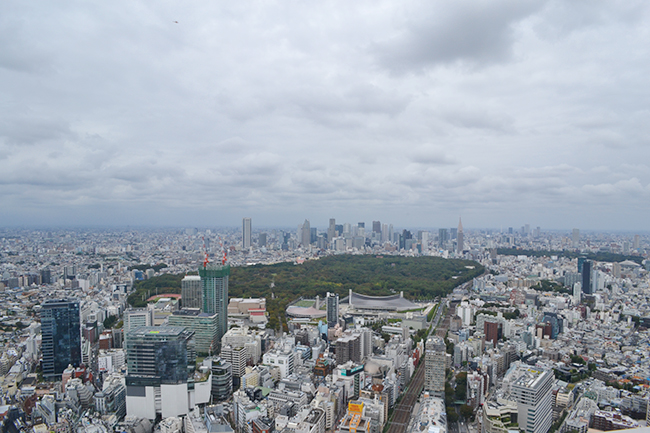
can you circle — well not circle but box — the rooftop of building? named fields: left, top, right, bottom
left=286, top=306, right=326, bottom=318
left=172, top=308, right=216, bottom=318
left=128, top=326, right=191, bottom=338
left=411, top=396, right=447, bottom=433
left=509, top=365, right=550, bottom=389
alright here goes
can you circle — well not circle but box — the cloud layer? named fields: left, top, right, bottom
left=1, top=0, right=649, bottom=230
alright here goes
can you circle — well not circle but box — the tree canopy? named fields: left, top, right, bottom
left=128, top=255, right=484, bottom=331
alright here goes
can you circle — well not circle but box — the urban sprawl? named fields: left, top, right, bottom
left=0, top=220, right=648, bottom=433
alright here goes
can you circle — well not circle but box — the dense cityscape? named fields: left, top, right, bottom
left=3, top=1, right=650, bottom=433
left=0, top=220, right=648, bottom=433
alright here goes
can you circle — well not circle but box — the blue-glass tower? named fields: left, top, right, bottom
left=41, top=299, right=81, bottom=380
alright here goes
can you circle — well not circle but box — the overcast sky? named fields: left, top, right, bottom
left=1, top=1, right=649, bottom=231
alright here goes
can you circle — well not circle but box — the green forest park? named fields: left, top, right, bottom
left=128, top=255, right=485, bottom=331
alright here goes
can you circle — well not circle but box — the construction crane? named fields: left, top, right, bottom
left=202, top=236, right=209, bottom=267
left=218, top=236, right=227, bottom=265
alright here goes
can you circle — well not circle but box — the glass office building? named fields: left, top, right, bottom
left=41, top=299, right=81, bottom=380
left=199, top=264, right=229, bottom=350
left=125, top=326, right=195, bottom=386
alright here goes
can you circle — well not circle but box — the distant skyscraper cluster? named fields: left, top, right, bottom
left=239, top=216, right=470, bottom=256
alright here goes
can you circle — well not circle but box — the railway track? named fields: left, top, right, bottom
left=384, top=360, right=425, bottom=433
left=384, top=301, right=453, bottom=433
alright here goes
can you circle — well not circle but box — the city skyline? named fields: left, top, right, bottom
left=2, top=2, right=650, bottom=230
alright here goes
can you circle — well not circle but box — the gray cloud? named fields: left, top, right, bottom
left=0, top=0, right=649, bottom=229
left=373, top=0, right=545, bottom=73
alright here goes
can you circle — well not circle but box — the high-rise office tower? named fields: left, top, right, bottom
left=40, top=269, right=52, bottom=285
left=484, top=321, right=501, bottom=347
left=573, top=282, right=582, bottom=304
left=357, top=222, right=365, bottom=237
left=508, top=365, right=553, bottom=433
left=438, top=228, right=448, bottom=248
left=200, top=263, right=229, bottom=350
left=372, top=221, right=381, bottom=233
left=258, top=233, right=267, bottom=247
left=326, top=292, right=339, bottom=329
left=124, top=305, right=155, bottom=348
left=41, top=299, right=81, bottom=380
left=220, top=345, right=247, bottom=389
left=457, top=218, right=464, bottom=253
left=125, top=326, right=196, bottom=419
left=124, top=306, right=154, bottom=334
left=425, top=336, right=445, bottom=398
left=581, top=260, right=592, bottom=295
left=301, top=219, right=311, bottom=247
left=572, top=228, right=580, bottom=247
left=126, top=327, right=195, bottom=383
left=181, top=275, right=202, bottom=309
left=168, top=309, right=219, bottom=356
left=634, top=234, right=640, bottom=250
left=211, top=357, right=233, bottom=402
left=421, top=231, right=429, bottom=252
left=381, top=224, right=389, bottom=243
left=328, top=218, right=336, bottom=243
left=242, top=217, right=252, bottom=249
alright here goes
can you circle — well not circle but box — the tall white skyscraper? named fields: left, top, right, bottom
left=507, top=364, right=553, bottom=433
left=425, top=336, right=446, bottom=398
left=572, top=282, right=582, bottom=305
left=242, top=217, right=252, bottom=249
left=301, top=219, right=311, bottom=247
left=381, top=224, right=389, bottom=243
left=328, top=218, right=336, bottom=243
left=421, top=231, right=429, bottom=252
left=572, top=228, right=580, bottom=247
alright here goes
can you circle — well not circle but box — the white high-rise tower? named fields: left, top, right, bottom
left=243, top=217, right=252, bottom=249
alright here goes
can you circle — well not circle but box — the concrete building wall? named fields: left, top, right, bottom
left=126, top=386, right=156, bottom=420
left=161, top=383, right=189, bottom=418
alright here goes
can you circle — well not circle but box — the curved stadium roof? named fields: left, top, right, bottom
left=341, top=292, right=419, bottom=311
